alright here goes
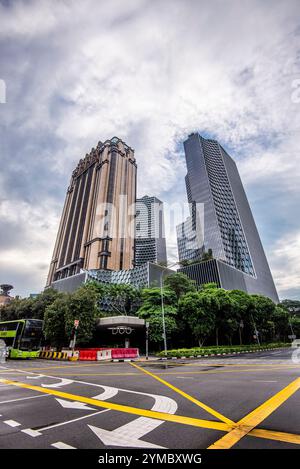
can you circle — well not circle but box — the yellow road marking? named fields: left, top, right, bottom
left=249, top=428, right=300, bottom=445
left=0, top=378, right=231, bottom=433
left=0, top=362, right=120, bottom=373
left=139, top=361, right=297, bottom=368
left=208, top=377, right=300, bottom=449
left=180, top=362, right=298, bottom=368
left=130, top=362, right=234, bottom=426
left=0, top=365, right=297, bottom=378
left=155, top=366, right=300, bottom=375
left=0, top=361, right=298, bottom=375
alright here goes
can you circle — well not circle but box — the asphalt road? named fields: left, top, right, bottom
left=0, top=348, right=299, bottom=449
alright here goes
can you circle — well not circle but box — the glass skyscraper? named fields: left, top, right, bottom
left=177, top=133, right=279, bottom=303
left=135, top=195, right=167, bottom=266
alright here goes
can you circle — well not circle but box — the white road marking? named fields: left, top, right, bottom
left=89, top=424, right=165, bottom=449
left=92, top=386, right=119, bottom=401
left=175, top=376, right=195, bottom=379
left=55, top=398, right=95, bottom=410
left=37, top=409, right=110, bottom=432
left=26, top=374, right=45, bottom=380
left=4, top=419, right=21, bottom=427
left=6, top=366, right=178, bottom=448
left=88, top=394, right=178, bottom=448
left=51, top=441, right=76, bottom=449
left=21, top=428, right=42, bottom=437
left=0, top=394, right=50, bottom=405
left=41, top=378, right=74, bottom=388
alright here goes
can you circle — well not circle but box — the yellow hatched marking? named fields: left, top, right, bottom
left=249, top=428, right=300, bottom=445
left=208, top=377, right=300, bottom=449
left=130, top=362, right=234, bottom=426
left=0, top=378, right=231, bottom=432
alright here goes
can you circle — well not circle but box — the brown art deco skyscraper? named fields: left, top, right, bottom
left=46, top=137, right=136, bottom=286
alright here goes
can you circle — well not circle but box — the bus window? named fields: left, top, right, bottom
left=20, top=320, right=43, bottom=351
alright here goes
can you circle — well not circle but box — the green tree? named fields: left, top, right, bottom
left=164, top=272, right=196, bottom=301
left=280, top=299, right=300, bottom=313
left=43, top=294, right=69, bottom=349
left=64, top=284, right=99, bottom=346
left=178, top=291, right=216, bottom=346
left=30, top=288, right=60, bottom=320
left=228, top=290, right=255, bottom=344
left=290, top=315, right=300, bottom=338
left=206, top=288, right=235, bottom=345
left=0, top=296, right=34, bottom=321
left=137, top=287, right=178, bottom=345
left=201, top=248, right=213, bottom=261
left=250, top=294, right=276, bottom=343
left=107, top=283, right=141, bottom=314
left=271, top=306, right=292, bottom=342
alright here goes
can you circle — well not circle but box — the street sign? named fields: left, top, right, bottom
left=74, top=320, right=79, bottom=328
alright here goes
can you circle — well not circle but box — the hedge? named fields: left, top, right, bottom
left=156, top=342, right=290, bottom=358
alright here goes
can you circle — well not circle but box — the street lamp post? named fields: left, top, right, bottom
left=288, top=308, right=296, bottom=339
left=160, top=271, right=168, bottom=356
left=251, top=314, right=260, bottom=346
left=159, top=262, right=179, bottom=357
left=145, top=321, right=149, bottom=360
left=239, top=320, right=244, bottom=345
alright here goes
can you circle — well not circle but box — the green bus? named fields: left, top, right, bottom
left=0, top=319, right=43, bottom=358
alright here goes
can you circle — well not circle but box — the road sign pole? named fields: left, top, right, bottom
left=145, top=322, right=149, bottom=360
left=72, top=329, right=77, bottom=354
left=72, top=320, right=79, bottom=355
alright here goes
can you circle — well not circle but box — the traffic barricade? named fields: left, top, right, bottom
left=111, top=348, right=139, bottom=360
left=97, top=349, right=112, bottom=360
left=79, top=349, right=97, bottom=361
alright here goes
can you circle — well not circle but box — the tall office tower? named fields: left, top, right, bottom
left=177, top=133, right=279, bottom=303
left=46, top=137, right=137, bottom=286
left=135, top=195, right=167, bottom=266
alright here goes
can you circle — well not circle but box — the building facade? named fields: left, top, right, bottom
left=177, top=133, right=279, bottom=303
left=46, top=137, right=137, bottom=286
left=177, top=208, right=204, bottom=263
left=50, top=261, right=174, bottom=313
left=135, top=195, right=167, bottom=266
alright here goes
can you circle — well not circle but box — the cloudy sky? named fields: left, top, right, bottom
left=0, top=0, right=299, bottom=300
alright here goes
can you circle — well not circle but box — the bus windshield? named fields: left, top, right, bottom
left=19, top=319, right=43, bottom=351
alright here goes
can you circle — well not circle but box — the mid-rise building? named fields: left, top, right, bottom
left=177, top=133, right=279, bottom=303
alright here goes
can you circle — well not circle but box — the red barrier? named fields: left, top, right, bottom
left=111, top=348, right=139, bottom=359
left=78, top=348, right=139, bottom=360
left=79, top=349, right=97, bottom=361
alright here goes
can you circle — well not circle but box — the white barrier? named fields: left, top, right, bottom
left=97, top=349, right=112, bottom=360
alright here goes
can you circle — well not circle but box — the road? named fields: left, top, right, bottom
left=0, top=348, right=299, bottom=449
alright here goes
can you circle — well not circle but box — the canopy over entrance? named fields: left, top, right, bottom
left=95, top=316, right=146, bottom=349
left=96, top=315, right=145, bottom=329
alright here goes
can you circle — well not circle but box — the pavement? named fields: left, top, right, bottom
left=0, top=348, right=299, bottom=449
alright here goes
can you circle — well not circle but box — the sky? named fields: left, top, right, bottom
left=0, top=0, right=299, bottom=300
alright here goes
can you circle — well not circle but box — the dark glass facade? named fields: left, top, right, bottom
left=177, top=133, right=279, bottom=303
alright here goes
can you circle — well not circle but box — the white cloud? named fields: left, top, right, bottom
left=1, top=0, right=300, bottom=297
left=271, top=231, right=300, bottom=299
